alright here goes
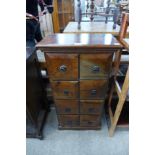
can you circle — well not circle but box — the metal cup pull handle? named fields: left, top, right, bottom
left=88, top=108, right=94, bottom=113
left=88, top=121, right=93, bottom=125
left=65, top=108, right=71, bottom=112
left=59, top=65, right=67, bottom=72
left=67, top=120, right=72, bottom=125
left=91, top=89, right=97, bottom=95
left=64, top=90, right=69, bottom=95
left=92, top=65, right=100, bottom=73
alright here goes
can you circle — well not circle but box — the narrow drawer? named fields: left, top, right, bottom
left=52, top=81, right=78, bottom=99
left=80, top=115, right=100, bottom=127
left=80, top=53, right=113, bottom=79
left=80, top=100, right=104, bottom=114
left=80, top=80, right=108, bottom=99
left=45, top=53, right=78, bottom=80
left=58, top=115, right=79, bottom=127
left=55, top=100, right=79, bottom=114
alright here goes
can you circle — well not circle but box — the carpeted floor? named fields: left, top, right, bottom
left=26, top=108, right=129, bottom=155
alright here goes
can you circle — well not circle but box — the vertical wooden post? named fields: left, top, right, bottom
left=86, top=0, right=89, bottom=17
left=61, top=0, right=65, bottom=29
left=90, top=0, right=95, bottom=21
left=77, top=0, right=82, bottom=30
left=113, top=50, right=122, bottom=76
left=118, top=13, right=129, bottom=40
left=105, top=0, right=110, bottom=23
left=113, top=7, right=119, bottom=29
left=52, top=0, right=60, bottom=33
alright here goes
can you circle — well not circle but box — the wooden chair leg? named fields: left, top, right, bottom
left=113, top=50, right=121, bottom=76
left=109, top=68, right=129, bottom=137
left=108, top=84, right=115, bottom=124
left=108, top=84, right=114, bottom=107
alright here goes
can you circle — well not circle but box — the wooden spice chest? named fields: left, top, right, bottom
left=36, top=33, right=122, bottom=130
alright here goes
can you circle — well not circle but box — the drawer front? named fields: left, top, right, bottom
left=58, top=115, right=79, bottom=127
left=80, top=80, right=108, bottom=99
left=80, top=100, right=104, bottom=114
left=80, top=115, right=100, bottom=127
left=55, top=100, right=79, bottom=114
left=45, top=53, right=78, bottom=80
left=80, top=54, right=113, bottom=79
left=52, top=81, right=78, bottom=99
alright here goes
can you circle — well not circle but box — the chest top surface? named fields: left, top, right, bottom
left=36, top=33, right=122, bottom=51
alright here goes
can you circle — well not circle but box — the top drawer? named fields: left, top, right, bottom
left=45, top=53, right=78, bottom=80
left=80, top=53, right=113, bottom=79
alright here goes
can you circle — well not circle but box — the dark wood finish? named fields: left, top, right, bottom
left=80, top=80, right=108, bottom=99
left=80, top=53, right=113, bottom=79
left=51, top=81, right=78, bottom=99
left=80, top=115, right=100, bottom=127
left=45, top=53, right=78, bottom=80
left=55, top=100, right=79, bottom=114
left=26, top=46, right=48, bottom=139
left=80, top=100, right=104, bottom=114
left=36, top=33, right=122, bottom=130
left=58, top=115, right=79, bottom=127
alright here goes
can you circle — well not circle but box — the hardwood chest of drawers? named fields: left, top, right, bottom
left=36, top=33, right=122, bottom=130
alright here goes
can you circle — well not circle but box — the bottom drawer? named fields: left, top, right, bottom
left=58, top=115, right=79, bottom=127
left=80, top=115, right=101, bottom=127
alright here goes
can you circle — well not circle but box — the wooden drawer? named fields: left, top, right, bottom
left=55, top=100, right=79, bottom=114
left=80, top=80, right=108, bottom=99
left=80, top=100, right=104, bottom=114
left=45, top=53, right=78, bottom=80
left=80, top=115, right=100, bottom=127
left=80, top=54, right=113, bottom=79
left=52, top=81, right=78, bottom=99
left=58, top=115, right=79, bottom=127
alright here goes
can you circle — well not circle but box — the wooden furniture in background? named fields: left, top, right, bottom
left=36, top=33, right=122, bottom=130
left=76, top=0, right=129, bottom=30
left=52, top=0, right=60, bottom=32
left=107, top=13, right=129, bottom=136
left=63, top=21, right=129, bottom=38
left=52, top=0, right=75, bottom=32
left=64, top=21, right=120, bottom=35
left=26, top=45, right=49, bottom=139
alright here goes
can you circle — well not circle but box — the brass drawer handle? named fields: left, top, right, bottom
left=67, top=120, right=72, bottom=125
left=65, top=108, right=71, bottom=112
left=88, top=108, right=95, bottom=113
left=88, top=121, right=93, bottom=125
left=91, top=89, right=97, bottom=95
left=59, top=65, right=67, bottom=72
left=64, top=90, right=69, bottom=95
left=92, top=65, right=100, bottom=73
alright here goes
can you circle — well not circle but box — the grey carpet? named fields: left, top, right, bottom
left=26, top=108, right=129, bottom=155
